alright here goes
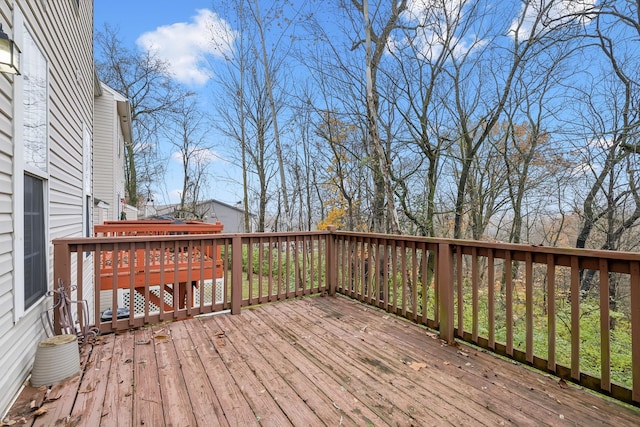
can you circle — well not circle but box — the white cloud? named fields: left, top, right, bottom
left=136, top=9, right=236, bottom=86
left=509, top=0, right=596, bottom=41
left=167, top=188, right=183, bottom=203
left=396, top=0, right=481, bottom=62
left=405, top=0, right=463, bottom=23
left=171, top=147, right=223, bottom=164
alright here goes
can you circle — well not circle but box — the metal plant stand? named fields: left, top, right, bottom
left=41, top=279, right=99, bottom=346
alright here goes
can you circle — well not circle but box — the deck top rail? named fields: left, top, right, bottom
left=94, top=220, right=224, bottom=237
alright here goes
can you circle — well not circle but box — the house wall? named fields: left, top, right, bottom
left=0, top=0, right=94, bottom=416
left=93, top=84, right=121, bottom=223
left=154, top=200, right=254, bottom=233
left=93, top=86, right=116, bottom=222
left=200, top=201, right=246, bottom=233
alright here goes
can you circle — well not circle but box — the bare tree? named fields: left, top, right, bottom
left=386, top=0, right=468, bottom=237
left=574, top=0, right=640, bottom=255
left=214, top=26, right=279, bottom=231
left=247, top=0, right=294, bottom=230
left=346, top=0, right=407, bottom=234
left=314, top=111, right=370, bottom=231
left=95, top=25, right=188, bottom=207
left=167, top=96, right=213, bottom=218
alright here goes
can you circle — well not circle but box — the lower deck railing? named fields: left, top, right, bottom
left=53, top=229, right=640, bottom=406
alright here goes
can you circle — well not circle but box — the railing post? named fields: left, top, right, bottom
left=53, top=240, right=71, bottom=335
left=326, top=226, right=337, bottom=296
left=437, top=242, right=454, bottom=344
left=231, top=235, right=242, bottom=315
left=631, top=261, right=640, bottom=404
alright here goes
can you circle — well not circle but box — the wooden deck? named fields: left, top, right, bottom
left=6, top=295, right=640, bottom=426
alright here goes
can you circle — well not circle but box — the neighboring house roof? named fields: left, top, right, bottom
left=94, top=198, right=110, bottom=209
left=155, top=199, right=255, bottom=218
left=98, top=82, right=132, bottom=144
left=197, top=198, right=257, bottom=217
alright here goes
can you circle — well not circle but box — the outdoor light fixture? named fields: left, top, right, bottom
left=0, top=24, right=20, bottom=75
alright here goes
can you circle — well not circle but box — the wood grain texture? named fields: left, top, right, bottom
left=6, top=295, right=640, bottom=426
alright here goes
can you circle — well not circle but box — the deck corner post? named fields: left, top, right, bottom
left=231, top=235, right=243, bottom=315
left=53, top=240, right=71, bottom=334
left=326, top=226, right=337, bottom=296
left=437, top=242, right=454, bottom=344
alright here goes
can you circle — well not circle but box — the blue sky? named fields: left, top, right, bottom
left=94, top=0, right=602, bottom=210
left=95, top=1, right=243, bottom=206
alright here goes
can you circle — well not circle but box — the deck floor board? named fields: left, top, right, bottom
left=6, top=295, right=640, bottom=426
left=260, top=299, right=475, bottom=426
left=279, top=298, right=518, bottom=426
left=169, top=321, right=229, bottom=426
left=100, top=328, right=135, bottom=426
left=310, top=298, right=571, bottom=425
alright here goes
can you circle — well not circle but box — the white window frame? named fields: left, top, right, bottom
left=83, top=123, right=92, bottom=240
left=13, top=9, right=50, bottom=321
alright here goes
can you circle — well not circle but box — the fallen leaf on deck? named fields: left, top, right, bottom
left=214, top=330, right=226, bottom=338
left=29, top=400, right=37, bottom=409
left=1, top=417, right=26, bottom=425
left=410, top=362, right=427, bottom=371
left=382, top=315, right=390, bottom=320
left=66, top=416, right=81, bottom=427
left=457, top=350, right=469, bottom=357
left=465, top=362, right=472, bottom=366
left=33, top=406, right=48, bottom=416
left=360, top=326, right=368, bottom=333
left=154, top=335, right=169, bottom=340
left=426, top=332, right=438, bottom=339
left=259, top=389, right=266, bottom=394
left=100, top=356, right=112, bottom=362
left=123, top=358, right=133, bottom=364
left=217, top=340, right=225, bottom=347
left=558, top=379, right=569, bottom=389
left=443, top=361, right=451, bottom=365
left=135, top=340, right=151, bottom=345
left=44, top=394, right=60, bottom=403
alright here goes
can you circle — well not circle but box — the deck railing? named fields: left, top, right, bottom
left=53, top=231, right=331, bottom=334
left=53, top=228, right=639, bottom=406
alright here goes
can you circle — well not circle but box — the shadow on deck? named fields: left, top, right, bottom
left=6, top=295, right=640, bottom=426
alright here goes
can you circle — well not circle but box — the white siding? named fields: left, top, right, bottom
left=0, top=0, right=94, bottom=415
left=93, top=87, right=117, bottom=222
left=93, top=83, right=129, bottom=225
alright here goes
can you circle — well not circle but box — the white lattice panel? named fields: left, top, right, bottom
left=105, top=279, right=224, bottom=316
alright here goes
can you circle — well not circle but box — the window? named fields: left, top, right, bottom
left=85, top=196, right=91, bottom=237
left=24, top=175, right=46, bottom=308
left=22, top=29, right=48, bottom=174
left=83, top=124, right=92, bottom=246
left=20, top=25, right=49, bottom=310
